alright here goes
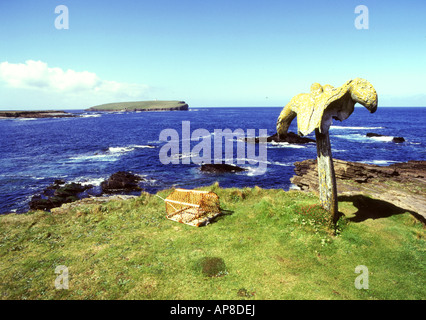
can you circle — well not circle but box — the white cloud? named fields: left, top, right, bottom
left=0, top=60, right=149, bottom=103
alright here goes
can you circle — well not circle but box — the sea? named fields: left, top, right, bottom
left=0, top=106, right=425, bottom=215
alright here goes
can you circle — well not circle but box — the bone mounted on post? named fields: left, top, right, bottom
left=276, top=78, right=378, bottom=223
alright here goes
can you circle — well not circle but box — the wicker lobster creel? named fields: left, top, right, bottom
left=164, top=188, right=221, bottom=227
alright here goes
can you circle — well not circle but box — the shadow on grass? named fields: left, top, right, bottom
left=199, top=209, right=234, bottom=226
left=338, top=194, right=425, bottom=224
left=210, top=209, right=234, bottom=224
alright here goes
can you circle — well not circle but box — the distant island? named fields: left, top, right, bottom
left=0, top=101, right=189, bottom=119
left=86, top=100, right=189, bottom=112
left=0, top=110, right=75, bottom=119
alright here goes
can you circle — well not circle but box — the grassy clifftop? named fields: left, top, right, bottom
left=0, top=184, right=424, bottom=300
left=87, top=100, right=189, bottom=112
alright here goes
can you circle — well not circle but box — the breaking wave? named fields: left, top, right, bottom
left=334, top=134, right=394, bottom=143
left=360, top=160, right=399, bottom=165
left=330, top=126, right=385, bottom=130
left=268, top=141, right=309, bottom=149
left=69, top=144, right=155, bottom=163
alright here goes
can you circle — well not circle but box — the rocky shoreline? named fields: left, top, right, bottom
left=28, top=166, right=249, bottom=212
left=0, top=110, right=76, bottom=119
left=0, top=101, right=189, bottom=119
left=291, top=159, right=426, bottom=221
left=14, top=159, right=426, bottom=223
left=29, top=171, right=145, bottom=212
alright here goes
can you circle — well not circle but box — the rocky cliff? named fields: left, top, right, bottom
left=0, top=110, right=75, bottom=119
left=291, top=159, right=426, bottom=220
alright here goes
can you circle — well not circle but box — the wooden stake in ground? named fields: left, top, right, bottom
left=276, top=78, right=378, bottom=223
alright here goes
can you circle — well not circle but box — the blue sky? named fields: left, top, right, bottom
left=0, top=0, right=425, bottom=109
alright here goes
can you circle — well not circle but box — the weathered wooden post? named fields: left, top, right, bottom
left=276, top=78, right=378, bottom=223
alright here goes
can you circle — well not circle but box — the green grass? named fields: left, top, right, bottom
left=87, top=100, right=188, bottom=111
left=0, top=184, right=424, bottom=300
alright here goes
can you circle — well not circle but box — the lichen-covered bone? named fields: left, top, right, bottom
left=277, top=78, right=378, bottom=136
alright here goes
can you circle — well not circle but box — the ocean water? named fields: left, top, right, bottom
left=0, top=107, right=425, bottom=214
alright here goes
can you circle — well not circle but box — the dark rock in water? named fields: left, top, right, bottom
left=245, top=132, right=315, bottom=144
left=42, top=179, right=66, bottom=197
left=392, top=137, right=405, bottom=143
left=269, top=132, right=315, bottom=144
left=366, top=132, right=384, bottom=137
left=54, top=183, right=88, bottom=198
left=30, top=172, right=146, bottom=211
left=100, top=171, right=144, bottom=193
left=200, top=164, right=247, bottom=173
left=366, top=132, right=405, bottom=143
left=291, top=159, right=426, bottom=220
left=29, top=181, right=92, bottom=211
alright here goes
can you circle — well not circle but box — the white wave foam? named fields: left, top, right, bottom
left=108, top=144, right=154, bottom=153
left=81, top=113, right=101, bottom=118
left=192, top=133, right=215, bottom=141
left=147, top=140, right=161, bottom=145
left=210, top=157, right=290, bottom=167
left=172, top=152, right=200, bottom=160
left=188, top=108, right=209, bottom=111
left=69, top=154, right=120, bottom=162
left=369, top=136, right=394, bottom=142
left=289, top=184, right=301, bottom=190
left=334, top=133, right=394, bottom=142
left=70, top=144, right=155, bottom=163
left=271, top=161, right=292, bottom=166
left=108, top=146, right=135, bottom=153
left=246, top=166, right=268, bottom=176
left=330, top=126, right=385, bottom=130
left=360, top=160, right=398, bottom=165
left=221, top=157, right=270, bottom=165
left=70, top=177, right=107, bottom=186
left=132, top=144, right=155, bottom=149
left=269, top=141, right=307, bottom=149
left=334, top=134, right=365, bottom=141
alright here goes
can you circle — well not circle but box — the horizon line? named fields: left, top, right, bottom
left=1, top=105, right=426, bottom=111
